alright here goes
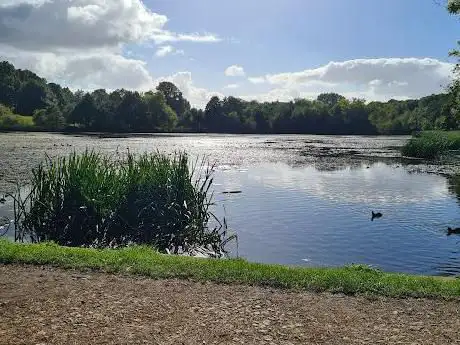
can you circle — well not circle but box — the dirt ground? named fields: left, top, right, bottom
left=1, top=265, right=459, bottom=345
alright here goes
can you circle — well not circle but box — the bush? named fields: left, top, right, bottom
left=401, top=131, right=460, bottom=159
left=12, top=151, right=232, bottom=254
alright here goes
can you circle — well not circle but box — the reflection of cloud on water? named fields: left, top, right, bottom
left=245, top=162, right=449, bottom=204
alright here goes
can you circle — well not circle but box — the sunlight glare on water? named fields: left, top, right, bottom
left=0, top=133, right=459, bottom=276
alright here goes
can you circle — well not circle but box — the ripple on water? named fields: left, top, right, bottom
left=0, top=133, right=459, bottom=276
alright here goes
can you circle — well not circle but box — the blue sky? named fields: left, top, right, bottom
left=0, top=0, right=458, bottom=107
left=143, top=0, right=458, bottom=88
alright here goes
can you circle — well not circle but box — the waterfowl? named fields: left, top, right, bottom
left=371, top=211, right=382, bottom=221
left=447, top=227, right=460, bottom=236
left=0, top=196, right=6, bottom=204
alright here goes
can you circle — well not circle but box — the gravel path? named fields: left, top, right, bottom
left=1, top=265, right=459, bottom=345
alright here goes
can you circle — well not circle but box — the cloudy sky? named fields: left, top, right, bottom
left=0, top=0, right=458, bottom=107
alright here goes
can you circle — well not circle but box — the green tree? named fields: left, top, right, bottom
left=144, top=91, right=178, bottom=131
left=156, top=81, right=190, bottom=119
left=33, top=106, right=65, bottom=130
left=16, top=80, right=51, bottom=116
left=317, top=93, right=346, bottom=107
left=69, top=93, right=99, bottom=128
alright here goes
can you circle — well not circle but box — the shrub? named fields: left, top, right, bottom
left=401, top=131, right=460, bottom=159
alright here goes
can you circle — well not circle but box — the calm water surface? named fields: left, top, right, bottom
left=0, top=133, right=459, bottom=276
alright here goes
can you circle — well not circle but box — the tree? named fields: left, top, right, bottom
left=204, top=96, right=223, bottom=131
left=0, top=61, right=19, bottom=108
left=16, top=80, right=51, bottom=116
left=447, top=0, right=460, bottom=126
left=144, top=91, right=178, bottom=131
left=317, top=93, right=346, bottom=107
left=33, top=106, right=65, bottom=130
left=69, top=93, right=99, bottom=128
left=156, top=81, right=190, bottom=119
left=448, top=0, right=460, bottom=14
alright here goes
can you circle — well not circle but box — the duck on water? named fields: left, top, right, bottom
left=371, top=211, right=382, bottom=221
left=447, top=227, right=460, bottom=236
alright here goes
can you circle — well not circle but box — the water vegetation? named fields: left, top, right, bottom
left=10, top=150, right=235, bottom=255
left=1, top=240, right=460, bottom=299
left=401, top=131, right=460, bottom=159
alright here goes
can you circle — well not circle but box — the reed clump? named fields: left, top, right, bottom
left=12, top=151, right=234, bottom=254
left=401, top=131, right=460, bottom=159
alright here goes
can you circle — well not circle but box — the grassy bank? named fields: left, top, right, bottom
left=401, top=131, right=460, bottom=159
left=1, top=240, right=460, bottom=298
left=0, top=114, right=34, bottom=131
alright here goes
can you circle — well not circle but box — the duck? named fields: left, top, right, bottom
left=447, top=227, right=460, bottom=236
left=371, top=211, right=383, bottom=221
left=0, top=196, right=6, bottom=204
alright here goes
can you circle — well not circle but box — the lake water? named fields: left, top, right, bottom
left=0, top=133, right=459, bottom=276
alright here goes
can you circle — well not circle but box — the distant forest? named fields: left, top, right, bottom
left=0, top=61, right=459, bottom=134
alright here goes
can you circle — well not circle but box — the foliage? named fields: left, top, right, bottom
left=2, top=240, right=460, bottom=298
left=1, top=60, right=459, bottom=134
left=12, top=151, right=233, bottom=254
left=156, top=81, right=191, bottom=127
left=401, top=131, right=460, bottom=158
left=0, top=103, right=34, bottom=130
left=33, top=106, right=65, bottom=130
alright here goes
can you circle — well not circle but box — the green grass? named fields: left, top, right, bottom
left=1, top=240, right=460, bottom=299
left=0, top=114, right=34, bottom=130
left=401, top=131, right=460, bottom=159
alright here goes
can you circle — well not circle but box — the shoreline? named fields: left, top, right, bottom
left=1, top=241, right=460, bottom=299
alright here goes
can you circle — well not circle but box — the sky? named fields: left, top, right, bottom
left=0, top=0, right=458, bottom=108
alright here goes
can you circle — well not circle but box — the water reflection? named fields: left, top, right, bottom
left=0, top=132, right=459, bottom=276
left=239, top=162, right=449, bottom=204
left=213, top=163, right=460, bottom=276
left=447, top=175, right=460, bottom=204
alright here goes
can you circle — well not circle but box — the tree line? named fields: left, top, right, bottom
left=0, top=60, right=459, bottom=134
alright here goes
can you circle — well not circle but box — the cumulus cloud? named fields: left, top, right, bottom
left=155, top=45, right=184, bottom=58
left=155, top=72, right=223, bottom=109
left=224, top=84, right=240, bottom=89
left=225, top=65, right=245, bottom=77
left=241, top=88, right=303, bottom=103
left=248, top=77, right=266, bottom=84
left=1, top=45, right=154, bottom=91
left=0, top=0, right=220, bottom=50
left=152, top=31, right=221, bottom=44
left=258, top=58, right=453, bottom=100
left=0, top=0, right=222, bottom=93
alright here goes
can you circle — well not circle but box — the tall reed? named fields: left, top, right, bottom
left=13, top=151, right=234, bottom=254
left=401, top=131, right=460, bottom=159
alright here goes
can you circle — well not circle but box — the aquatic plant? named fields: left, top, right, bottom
left=401, top=131, right=460, bottom=159
left=12, top=150, right=236, bottom=254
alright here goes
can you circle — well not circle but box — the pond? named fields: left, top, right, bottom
left=0, top=132, right=459, bottom=276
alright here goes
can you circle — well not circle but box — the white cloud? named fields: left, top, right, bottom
left=248, top=77, right=266, bottom=84
left=155, top=72, right=223, bottom=109
left=155, top=45, right=184, bottom=58
left=1, top=45, right=154, bottom=91
left=258, top=58, right=453, bottom=100
left=0, top=0, right=220, bottom=50
left=240, top=88, right=302, bottom=103
left=224, top=84, right=240, bottom=89
left=225, top=65, right=245, bottom=77
left=152, top=31, right=221, bottom=44
left=0, top=0, right=221, bottom=94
